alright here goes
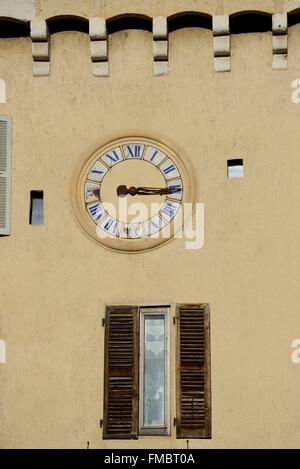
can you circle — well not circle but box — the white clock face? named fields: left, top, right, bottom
left=73, top=137, right=193, bottom=253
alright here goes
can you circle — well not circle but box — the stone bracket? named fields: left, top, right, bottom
left=272, top=13, right=288, bottom=70
left=153, top=16, right=168, bottom=76
left=213, top=15, right=230, bottom=72
left=89, top=17, right=108, bottom=77
left=30, top=20, right=50, bottom=76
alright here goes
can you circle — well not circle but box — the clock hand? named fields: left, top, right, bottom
left=116, top=185, right=181, bottom=197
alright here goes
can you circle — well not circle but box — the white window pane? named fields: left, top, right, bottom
left=143, top=315, right=165, bottom=428
left=228, top=165, right=243, bottom=178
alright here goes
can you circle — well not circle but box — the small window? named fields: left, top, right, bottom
left=227, top=159, right=244, bottom=178
left=0, top=338, right=6, bottom=364
left=30, top=191, right=44, bottom=225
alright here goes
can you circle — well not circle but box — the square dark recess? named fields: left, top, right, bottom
left=29, top=191, right=44, bottom=225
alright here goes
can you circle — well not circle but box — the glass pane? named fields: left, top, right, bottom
left=143, top=315, right=165, bottom=428
left=30, top=191, right=44, bottom=225
left=228, top=165, right=243, bottom=179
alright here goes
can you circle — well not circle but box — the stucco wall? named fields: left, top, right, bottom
left=4, top=0, right=300, bottom=20
left=1, top=0, right=300, bottom=449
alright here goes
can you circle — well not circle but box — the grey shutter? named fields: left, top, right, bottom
left=176, top=304, right=211, bottom=438
left=103, top=305, right=139, bottom=439
left=0, top=116, right=11, bottom=235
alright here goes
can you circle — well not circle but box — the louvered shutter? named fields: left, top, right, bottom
left=103, top=305, right=139, bottom=439
left=176, top=304, right=211, bottom=438
left=0, top=116, right=11, bottom=236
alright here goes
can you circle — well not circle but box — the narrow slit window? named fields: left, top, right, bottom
left=227, top=159, right=244, bottom=178
left=30, top=191, right=44, bottom=225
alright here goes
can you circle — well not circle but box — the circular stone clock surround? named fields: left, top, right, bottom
left=72, top=137, right=195, bottom=253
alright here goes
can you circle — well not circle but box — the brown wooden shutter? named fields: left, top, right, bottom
left=176, top=304, right=211, bottom=438
left=103, top=305, right=139, bottom=439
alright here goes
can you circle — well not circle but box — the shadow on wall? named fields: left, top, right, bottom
left=2, top=10, right=300, bottom=38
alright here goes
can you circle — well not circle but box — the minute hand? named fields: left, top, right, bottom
left=136, top=186, right=173, bottom=195
left=117, top=185, right=179, bottom=197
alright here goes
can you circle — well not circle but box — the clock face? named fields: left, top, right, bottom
left=72, top=137, right=194, bottom=252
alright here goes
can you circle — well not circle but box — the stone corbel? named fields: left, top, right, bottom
left=272, top=13, right=288, bottom=70
left=153, top=16, right=168, bottom=76
left=89, top=17, right=108, bottom=77
left=213, top=15, right=230, bottom=72
left=30, top=20, right=50, bottom=76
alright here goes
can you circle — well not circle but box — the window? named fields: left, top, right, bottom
left=0, top=116, right=11, bottom=236
left=0, top=338, right=6, bottom=364
left=30, top=191, right=44, bottom=225
left=139, top=307, right=170, bottom=436
left=227, top=158, right=244, bottom=178
left=102, top=304, right=211, bottom=440
left=0, top=79, right=6, bottom=104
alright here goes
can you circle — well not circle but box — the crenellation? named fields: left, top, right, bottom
left=30, top=19, right=50, bottom=76
left=153, top=16, right=168, bottom=76
left=272, top=13, right=288, bottom=68
left=89, top=17, right=108, bottom=76
left=1, top=6, right=300, bottom=75
left=213, top=15, right=230, bottom=72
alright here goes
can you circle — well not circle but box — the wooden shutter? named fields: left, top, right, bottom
left=0, top=116, right=11, bottom=236
left=176, top=304, right=211, bottom=438
left=103, top=305, right=139, bottom=439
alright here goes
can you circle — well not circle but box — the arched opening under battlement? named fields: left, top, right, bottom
left=288, top=9, right=300, bottom=27
left=0, top=17, right=30, bottom=37
left=230, top=11, right=272, bottom=34
left=168, top=12, right=212, bottom=32
left=107, top=14, right=152, bottom=34
left=46, top=15, right=89, bottom=35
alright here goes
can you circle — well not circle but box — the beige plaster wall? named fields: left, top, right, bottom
left=1, top=0, right=300, bottom=449
left=0, top=0, right=296, bottom=20
left=36, top=0, right=280, bottom=19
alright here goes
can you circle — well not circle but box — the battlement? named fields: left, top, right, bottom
left=2, top=1, right=300, bottom=74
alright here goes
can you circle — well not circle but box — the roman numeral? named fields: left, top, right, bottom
left=103, top=218, right=118, bottom=234
left=91, top=169, right=103, bottom=175
left=123, top=223, right=142, bottom=238
left=150, top=150, right=158, bottom=161
left=168, top=183, right=181, bottom=193
left=161, top=202, right=176, bottom=218
left=125, top=145, right=142, bottom=158
left=163, top=164, right=176, bottom=175
left=105, top=150, right=120, bottom=163
left=88, top=203, right=103, bottom=221
left=151, top=219, right=159, bottom=229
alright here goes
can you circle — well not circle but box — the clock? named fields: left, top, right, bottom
left=72, top=137, right=194, bottom=253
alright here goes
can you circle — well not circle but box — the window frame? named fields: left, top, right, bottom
left=139, top=306, right=171, bottom=437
